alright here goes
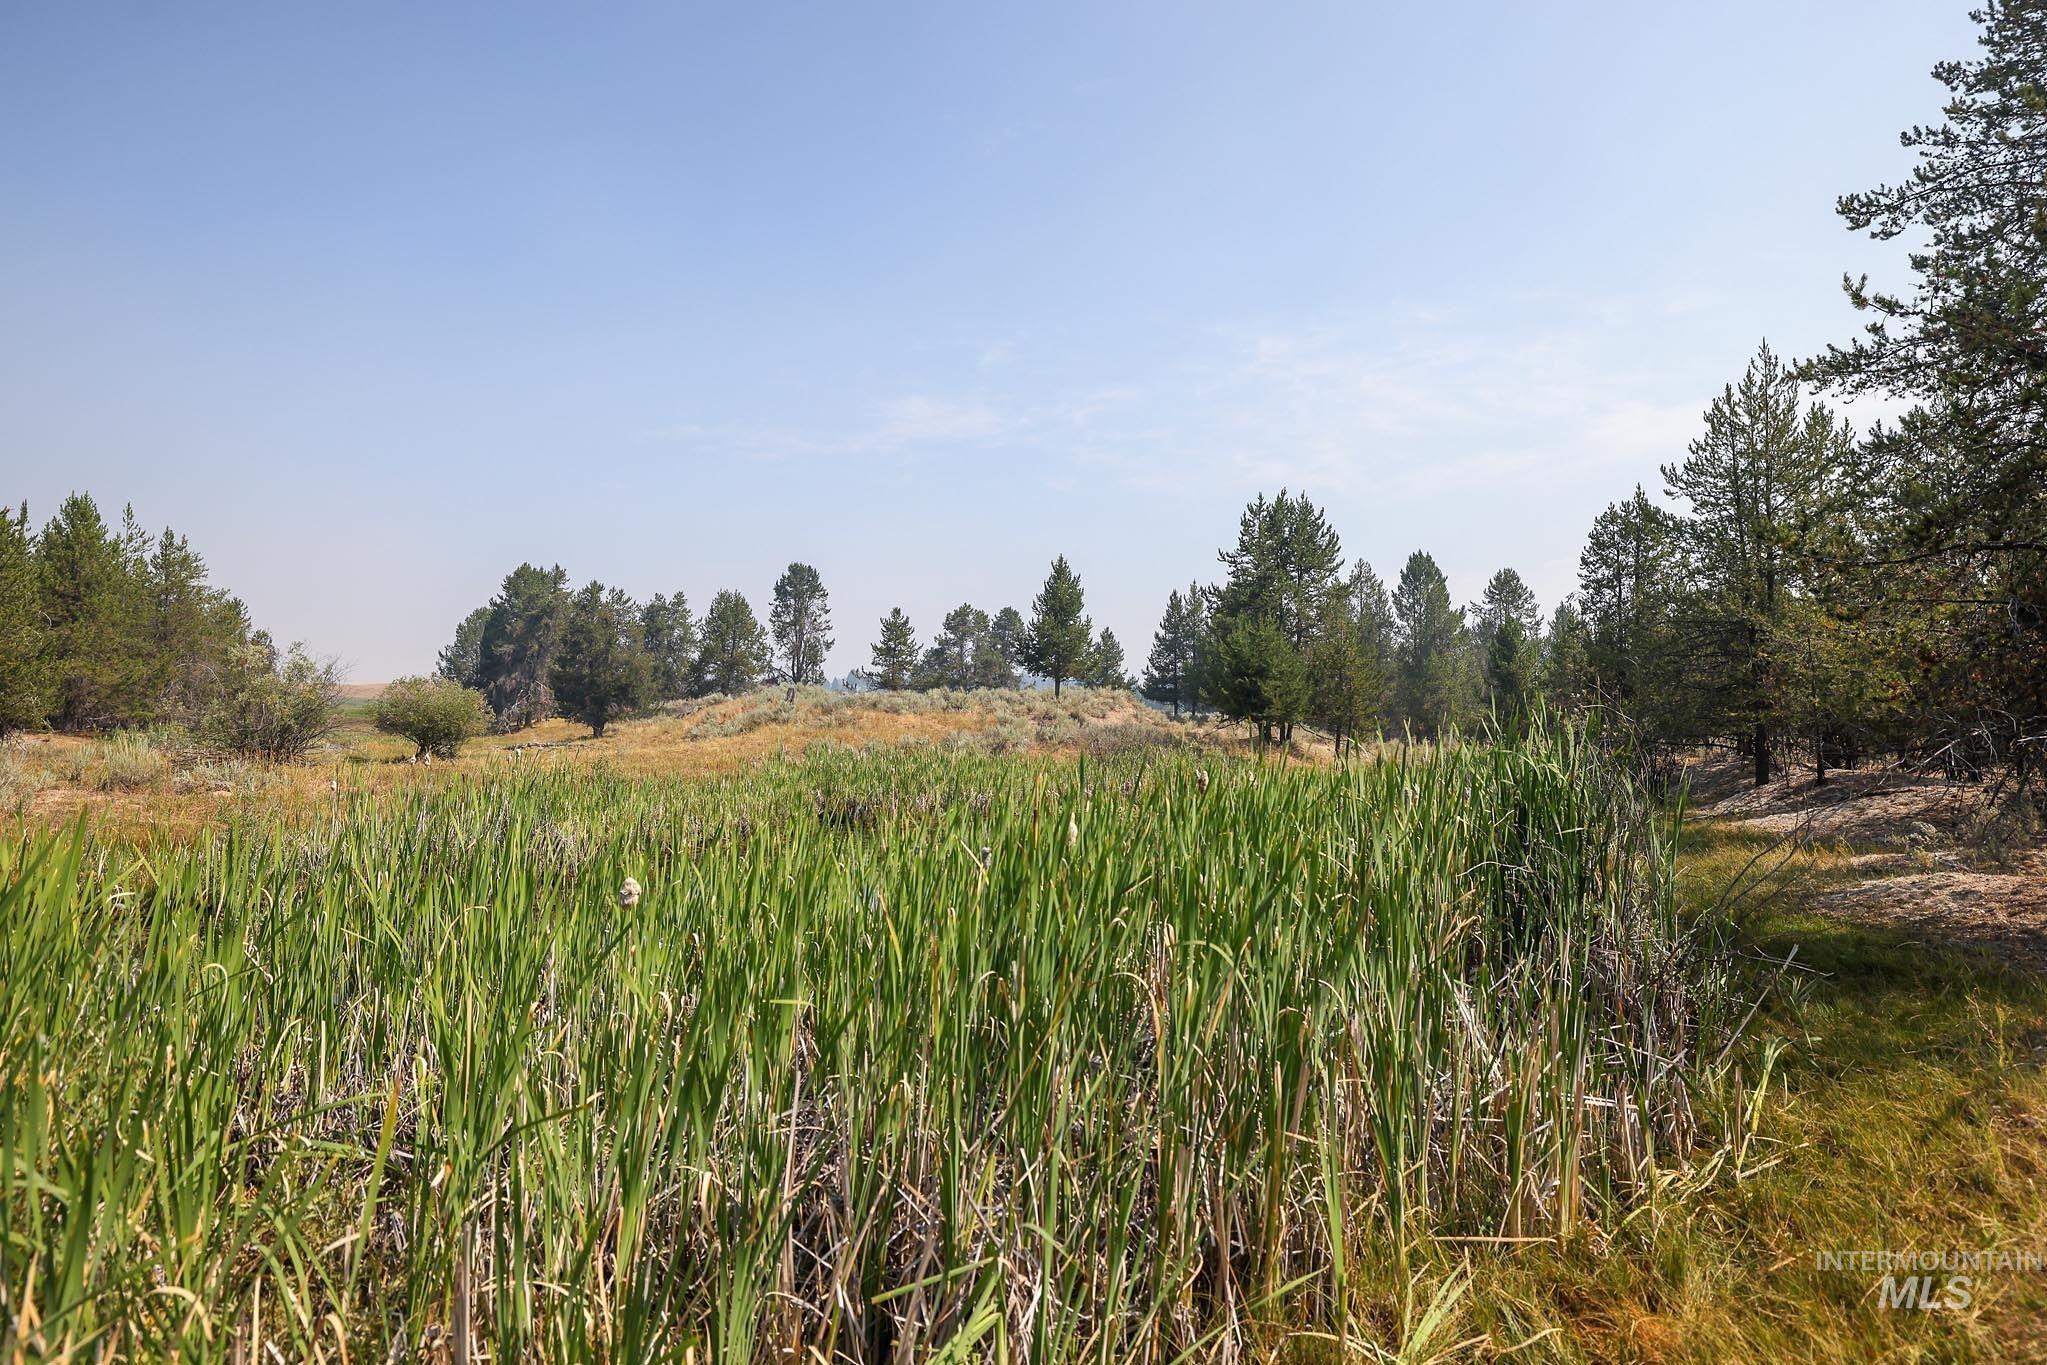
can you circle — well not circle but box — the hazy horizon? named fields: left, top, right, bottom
left=1, top=2, right=1974, bottom=682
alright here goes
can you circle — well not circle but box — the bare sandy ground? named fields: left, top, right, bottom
left=1812, top=855, right=2047, bottom=967
left=1692, top=758, right=2047, bottom=969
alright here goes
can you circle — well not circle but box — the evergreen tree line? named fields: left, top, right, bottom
left=1133, top=489, right=1547, bottom=750
left=19, top=7, right=2039, bottom=789
left=1150, top=5, right=2047, bottom=795
left=1555, top=3, right=2045, bottom=792
left=436, top=566, right=819, bottom=737
left=857, top=557, right=1131, bottom=697
left=437, top=553, right=1141, bottom=737
left=0, top=492, right=336, bottom=754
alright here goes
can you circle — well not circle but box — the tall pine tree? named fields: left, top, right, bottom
left=550, top=582, right=654, bottom=737
left=769, top=563, right=834, bottom=686
left=1662, top=342, right=1854, bottom=783
left=1141, top=588, right=1202, bottom=717
left=0, top=504, right=47, bottom=735
left=1806, top=2, right=2047, bottom=787
left=1392, top=551, right=1471, bottom=739
left=864, top=609, right=920, bottom=690
left=1022, top=557, right=1092, bottom=697
left=640, top=592, right=698, bottom=701
left=477, top=563, right=570, bottom=730
left=694, top=590, right=772, bottom=696
left=1206, top=491, right=1341, bottom=739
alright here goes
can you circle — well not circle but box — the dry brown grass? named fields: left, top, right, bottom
left=7, top=686, right=1242, bottom=839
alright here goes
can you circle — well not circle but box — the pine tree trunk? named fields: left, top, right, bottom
left=1752, top=721, right=1770, bottom=786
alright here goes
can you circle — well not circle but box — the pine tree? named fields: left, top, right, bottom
left=1805, top=3, right=2047, bottom=787
left=1471, top=568, right=1542, bottom=721
left=1483, top=617, right=1538, bottom=729
left=1306, top=561, right=1392, bottom=749
left=1022, top=557, right=1092, bottom=697
left=1578, top=487, right=1685, bottom=732
left=477, top=563, right=570, bottom=730
left=140, top=526, right=248, bottom=722
left=1392, top=551, right=1471, bottom=739
left=1809, top=0, right=2047, bottom=521
left=1086, top=628, right=1130, bottom=689
left=769, top=563, right=833, bottom=686
left=1305, top=596, right=1371, bottom=753
left=0, top=503, right=47, bottom=735
left=1206, top=617, right=1308, bottom=745
left=919, top=604, right=998, bottom=690
left=1470, top=568, right=1541, bottom=655
left=1206, top=491, right=1342, bottom=739
left=988, top=607, right=1029, bottom=686
left=640, top=592, right=698, bottom=701
left=1212, top=491, right=1343, bottom=650
left=864, top=609, right=920, bottom=690
left=970, top=617, right=1018, bottom=688
left=1343, top=561, right=1396, bottom=720
left=1662, top=342, right=1854, bottom=784
left=6, top=497, right=253, bottom=732
left=694, top=590, right=772, bottom=696
left=1182, top=579, right=1210, bottom=718
left=1540, top=601, right=1592, bottom=710
left=550, top=582, right=654, bottom=737
left=1140, top=588, right=1201, bottom=717
left=36, top=494, right=144, bottom=730
left=438, top=606, right=492, bottom=689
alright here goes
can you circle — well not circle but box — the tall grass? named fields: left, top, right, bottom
left=0, top=721, right=1735, bottom=1361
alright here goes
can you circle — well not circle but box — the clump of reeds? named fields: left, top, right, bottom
left=0, top=715, right=1740, bottom=1361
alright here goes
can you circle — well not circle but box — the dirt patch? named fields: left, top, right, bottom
left=1809, top=852, right=2047, bottom=970
left=1697, top=756, right=2046, bottom=970
left=1690, top=761, right=1988, bottom=847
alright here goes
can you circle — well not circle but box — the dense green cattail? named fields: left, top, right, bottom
left=0, top=720, right=1732, bottom=1360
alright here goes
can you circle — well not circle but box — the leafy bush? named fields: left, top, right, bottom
left=198, top=642, right=341, bottom=761
left=372, top=676, right=491, bottom=758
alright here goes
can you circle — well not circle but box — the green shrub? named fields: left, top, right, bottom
left=198, top=643, right=341, bottom=761
left=372, top=676, right=491, bottom=758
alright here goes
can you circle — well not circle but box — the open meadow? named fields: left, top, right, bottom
left=7, top=5, right=2047, bottom=1357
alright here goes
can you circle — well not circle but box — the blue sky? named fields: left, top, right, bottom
left=1, top=2, right=1976, bottom=681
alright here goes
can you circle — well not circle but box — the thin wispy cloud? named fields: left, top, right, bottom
left=654, top=296, right=1712, bottom=491
left=651, top=394, right=1013, bottom=462
left=1045, top=298, right=1717, bottom=508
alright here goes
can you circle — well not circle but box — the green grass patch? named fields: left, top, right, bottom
left=1341, top=820, right=2047, bottom=1361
